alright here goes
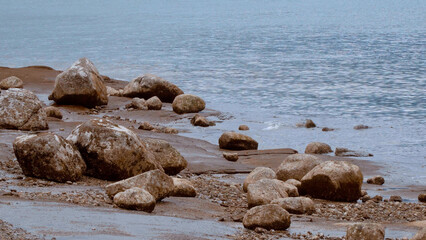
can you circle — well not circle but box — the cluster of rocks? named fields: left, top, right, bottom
left=125, top=96, right=163, bottom=110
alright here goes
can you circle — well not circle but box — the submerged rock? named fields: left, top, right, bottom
left=305, top=119, right=316, bottom=128
left=113, top=187, right=156, bottom=212
left=172, top=94, right=205, bottom=114
left=239, top=125, right=249, bottom=131
left=142, top=138, right=187, bottom=175
left=243, top=204, right=291, bottom=230
left=304, top=142, right=333, bottom=154
left=276, top=154, right=322, bottom=181
left=44, top=106, right=63, bottom=119
left=0, top=76, right=23, bottom=89
left=322, top=127, right=335, bottom=132
left=335, top=147, right=373, bottom=157
left=190, top=114, right=212, bottom=127
left=271, top=197, right=315, bottom=215
left=346, top=223, right=385, bottom=240
left=354, top=124, right=370, bottom=130
left=218, top=132, right=258, bottom=150
left=243, top=167, right=277, bottom=192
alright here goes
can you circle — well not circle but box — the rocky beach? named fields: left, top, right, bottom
left=0, top=60, right=424, bottom=240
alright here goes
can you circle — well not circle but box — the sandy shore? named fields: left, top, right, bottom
left=0, top=66, right=424, bottom=239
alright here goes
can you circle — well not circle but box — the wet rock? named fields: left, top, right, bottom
left=285, top=179, right=302, bottom=191
left=301, top=161, right=363, bottom=202
left=346, top=223, right=385, bottom=240
left=142, top=138, right=187, bottom=175
left=304, top=142, right=333, bottom=154
left=105, top=169, right=174, bottom=201
left=0, top=76, right=23, bottom=89
left=372, top=195, right=383, bottom=203
left=67, top=118, right=162, bottom=180
left=106, top=86, right=121, bottom=96
left=361, top=195, right=371, bottom=202
left=389, top=195, right=402, bottom=202
left=13, top=132, right=86, bottom=182
left=146, top=96, right=162, bottom=110
left=113, top=187, right=155, bottom=212
left=219, top=132, right=258, bottom=150
left=276, top=154, right=322, bottom=181
left=418, top=193, right=426, bottom=203
left=0, top=88, right=48, bottom=131
left=138, top=121, right=155, bottom=131
left=243, top=167, right=277, bottom=192
left=191, top=114, right=210, bottom=127
left=243, top=204, right=291, bottom=230
left=44, top=106, right=63, bottom=119
left=239, top=125, right=249, bottom=131
left=48, top=58, right=108, bottom=107
left=223, top=152, right=239, bottom=162
left=322, top=127, right=335, bottom=132
left=172, top=94, right=205, bottom=114
left=367, top=175, right=385, bottom=185
left=305, top=119, right=316, bottom=128
left=122, top=74, right=183, bottom=102
left=335, top=148, right=373, bottom=157
left=411, top=227, right=426, bottom=240
left=162, top=127, right=178, bottom=134
left=171, top=178, right=196, bottom=197
left=271, top=197, right=315, bottom=215
left=247, top=179, right=297, bottom=208
left=126, top=97, right=147, bottom=110
left=354, top=124, right=370, bottom=130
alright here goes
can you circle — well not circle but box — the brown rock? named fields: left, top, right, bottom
left=239, top=125, right=250, bottom=131
left=243, top=167, right=277, bottom=192
left=322, top=127, right=335, bottom=132
left=271, top=197, right=315, bottom=215
left=191, top=114, right=210, bottom=127
left=44, top=106, right=63, bottom=119
left=172, top=94, right=205, bottom=114
left=223, top=152, right=239, bottom=162
left=418, top=193, right=426, bottom=203
left=305, top=142, right=333, bottom=154
left=276, top=154, right=322, bottom=181
left=247, top=179, right=298, bottom=208
left=389, top=195, right=402, bottom=202
left=335, top=147, right=373, bottom=157
left=305, top=119, right=316, bottom=128
left=0, top=76, right=23, bottom=89
left=171, top=178, right=196, bottom=197
left=146, top=96, right=162, bottom=110
left=113, top=187, right=155, bottom=212
left=142, top=138, right=187, bottom=175
left=346, top=223, right=385, bottom=240
left=354, top=124, right=370, bottom=130
left=367, top=175, right=385, bottom=185
left=138, top=122, right=155, bottom=131
left=126, top=97, right=147, bottom=110
left=218, top=132, right=258, bottom=150
left=243, top=204, right=291, bottom=230
left=285, top=179, right=302, bottom=191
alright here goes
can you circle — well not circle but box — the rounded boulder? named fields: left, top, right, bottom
left=276, top=154, right=322, bottom=181
left=218, top=132, right=258, bottom=150
left=243, top=204, right=291, bottom=230
left=172, top=94, right=205, bottom=114
left=113, top=187, right=156, bottom=213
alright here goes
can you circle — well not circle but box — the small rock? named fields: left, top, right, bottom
left=223, top=152, right=238, bottom=162
left=44, top=106, right=63, bottom=119
left=243, top=204, right=291, bottom=230
left=239, top=125, right=249, bottom=131
left=106, top=86, right=121, bottom=96
left=418, top=193, right=426, bottom=203
left=163, top=127, right=178, bottom=134
left=335, top=147, right=373, bottom=157
left=354, top=124, right=370, bottom=130
left=372, top=195, right=383, bottom=203
left=128, top=97, right=148, bottom=110
left=389, top=195, right=402, bottom=202
left=171, top=178, right=196, bottom=197
left=243, top=167, right=277, bottom=192
left=346, top=223, right=385, bottom=240
left=367, top=176, right=385, bottom=185
left=113, top=187, right=155, bottom=212
left=305, top=119, right=316, bottom=128
left=0, top=76, right=24, bottom=89
left=304, top=142, right=333, bottom=154
left=271, top=197, right=315, bottom=215
left=59, top=128, right=65, bottom=131
left=138, top=122, right=155, bottom=131
left=172, top=94, right=205, bottom=114
left=361, top=190, right=368, bottom=196
left=146, top=96, right=162, bottom=110
left=322, top=127, right=335, bottom=132
left=360, top=195, right=371, bottom=202
left=191, top=114, right=211, bottom=127
left=219, top=132, right=258, bottom=150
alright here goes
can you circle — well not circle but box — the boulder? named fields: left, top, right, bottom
left=389, top=195, right=402, bottom=202
left=0, top=88, right=48, bottom=131
left=411, top=228, right=426, bottom=240
left=122, top=74, right=183, bottom=102
left=172, top=94, right=205, bottom=114
left=171, top=178, right=196, bottom=197
left=301, top=161, right=363, bottom=202
left=335, top=148, right=373, bottom=157
left=66, top=118, right=162, bottom=180
left=223, top=152, right=239, bottom=162
left=271, top=197, right=315, bottom=215
left=239, top=125, right=249, bottom=131
left=13, top=133, right=86, bottom=182
left=48, top=58, right=108, bottom=107
left=304, top=142, right=333, bottom=154
left=191, top=114, right=211, bottom=127
left=346, top=223, right=385, bottom=240
left=305, top=119, right=316, bottom=128
left=0, top=76, right=24, bottom=89
left=276, top=154, right=322, bottom=181
left=105, top=169, right=174, bottom=201
left=243, top=204, right=291, bottom=230
left=113, top=187, right=155, bottom=212
left=285, top=179, right=302, bottom=191
left=146, top=96, right=162, bottom=110
left=44, top=106, right=63, bottom=119
left=106, top=86, right=121, bottom=96
left=367, top=175, right=385, bottom=185
left=218, top=132, right=258, bottom=150
left=126, top=97, right=147, bottom=110
left=141, top=138, right=187, bottom=175
left=243, top=167, right=277, bottom=192
left=247, top=179, right=299, bottom=208
left=418, top=194, right=426, bottom=203
left=354, top=124, right=370, bottom=130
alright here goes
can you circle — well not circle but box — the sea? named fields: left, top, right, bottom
left=0, top=0, right=425, bottom=186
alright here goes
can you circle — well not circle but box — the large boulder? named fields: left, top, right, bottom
left=66, top=118, right=162, bottom=180
left=218, top=132, right=258, bottom=150
left=301, top=161, right=363, bottom=202
left=271, top=197, right=315, bottom=215
left=171, top=178, right=196, bottom=197
left=113, top=187, right=156, bottom=213
left=276, top=154, right=322, bottom=181
left=105, top=169, right=174, bottom=201
left=48, top=58, right=108, bottom=107
left=172, top=94, right=205, bottom=114
left=13, top=133, right=86, bottom=182
left=0, top=88, right=48, bottom=131
left=243, top=167, right=277, bottom=192
left=146, top=96, right=162, bottom=110
left=305, top=142, right=333, bottom=154
left=122, top=74, right=183, bottom=103
left=0, top=76, right=24, bottom=89
left=247, top=179, right=299, bottom=208
left=142, top=138, right=187, bottom=175
left=346, top=223, right=385, bottom=240
left=243, top=204, right=291, bottom=230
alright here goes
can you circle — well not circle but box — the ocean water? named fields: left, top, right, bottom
left=0, top=0, right=425, bottom=185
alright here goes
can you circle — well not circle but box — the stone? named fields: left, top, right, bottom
left=113, top=187, right=155, bottom=212
left=142, top=138, right=187, bottom=175
left=305, top=119, right=316, bottom=128
left=106, top=86, right=121, bottom=96
left=305, top=142, right=333, bottom=154
left=138, top=122, right=155, bottom=131
left=105, top=169, right=174, bottom=201
left=335, top=148, right=373, bottom=157
left=243, top=167, right=277, bottom=192
left=172, top=94, right=205, bottom=114
left=276, top=154, right=322, bottom=181
left=48, top=58, right=108, bottom=107
left=126, top=97, right=147, bottom=110
left=411, top=228, right=426, bottom=240
left=389, top=195, right=402, bottom=202
left=44, top=106, right=63, bottom=119
left=372, top=195, right=383, bottom=203
left=361, top=195, right=371, bottom=202
left=223, top=152, right=239, bottom=162
left=171, top=178, right=196, bottom=197
left=218, top=132, right=258, bottom=150
left=247, top=179, right=299, bottom=208
left=67, top=118, right=162, bottom=180
left=123, top=74, right=183, bottom=102
left=239, top=125, right=249, bottom=131
left=367, top=175, right=385, bottom=185
left=361, top=190, right=368, bottom=196
left=243, top=204, right=291, bottom=230
left=418, top=193, right=426, bottom=203
left=191, top=114, right=210, bottom=127
left=322, top=127, right=335, bottom=132
left=163, top=127, right=178, bottom=134
left=0, top=88, right=48, bottom=131
left=146, top=96, right=162, bottom=110
left=285, top=179, right=302, bottom=190
left=0, top=76, right=24, bottom=89
left=346, top=223, right=385, bottom=240
left=13, top=133, right=86, bottom=182
left=301, top=161, right=363, bottom=202
left=271, top=197, right=315, bottom=215
left=354, top=124, right=370, bottom=130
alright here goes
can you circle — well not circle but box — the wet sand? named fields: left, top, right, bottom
left=0, top=66, right=425, bottom=239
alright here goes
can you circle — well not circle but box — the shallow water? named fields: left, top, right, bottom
left=0, top=0, right=425, bottom=185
